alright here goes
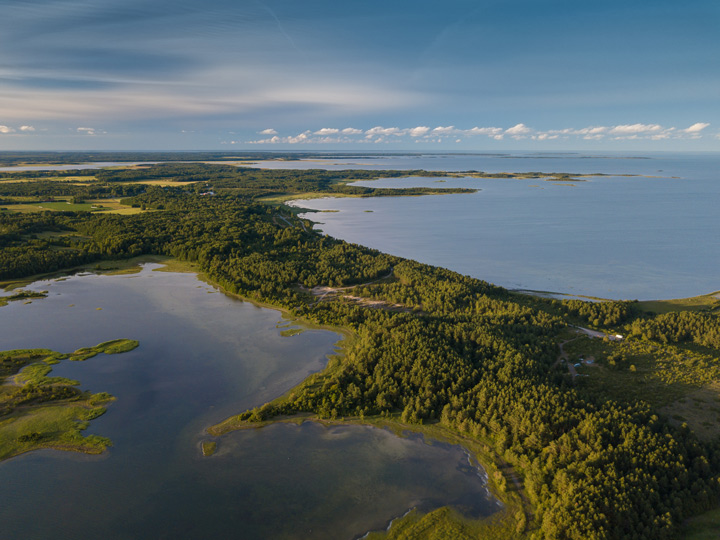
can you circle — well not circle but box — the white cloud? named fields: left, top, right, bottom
left=259, top=128, right=277, bottom=135
left=244, top=122, right=714, bottom=146
left=365, top=126, right=403, bottom=137
left=19, top=125, right=35, bottom=132
left=0, top=125, right=14, bottom=134
left=575, top=126, right=607, bottom=135
left=408, top=126, right=430, bottom=137
left=466, top=126, right=504, bottom=137
left=77, top=127, right=96, bottom=135
left=683, top=122, right=710, bottom=133
left=505, top=123, right=532, bottom=136
left=247, top=135, right=282, bottom=144
left=420, top=126, right=506, bottom=139
left=246, top=130, right=345, bottom=145
left=609, top=123, right=663, bottom=135
left=287, top=131, right=311, bottom=144
left=532, top=123, right=710, bottom=141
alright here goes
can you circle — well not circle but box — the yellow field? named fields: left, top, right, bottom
left=0, top=198, right=145, bottom=215
left=659, top=382, right=720, bottom=441
left=128, top=180, right=198, bottom=186
left=0, top=175, right=96, bottom=184
left=87, top=198, right=146, bottom=214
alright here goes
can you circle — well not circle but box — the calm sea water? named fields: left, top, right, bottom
left=0, top=266, right=498, bottom=539
left=284, top=152, right=720, bottom=300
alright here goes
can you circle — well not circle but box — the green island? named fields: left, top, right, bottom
left=1, top=158, right=720, bottom=539
left=0, top=339, right=138, bottom=460
left=0, top=289, right=47, bottom=307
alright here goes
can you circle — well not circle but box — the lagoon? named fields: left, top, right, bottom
left=0, top=265, right=498, bottom=539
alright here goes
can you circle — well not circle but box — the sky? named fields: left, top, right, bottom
left=0, top=0, right=718, bottom=151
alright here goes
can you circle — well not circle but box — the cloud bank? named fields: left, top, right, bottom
left=242, top=122, right=712, bottom=145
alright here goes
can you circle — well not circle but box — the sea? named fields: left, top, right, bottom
left=260, top=151, right=720, bottom=301
left=2, top=151, right=717, bottom=299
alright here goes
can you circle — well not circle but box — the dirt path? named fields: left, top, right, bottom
left=310, top=269, right=394, bottom=300
left=573, top=325, right=623, bottom=341
left=306, top=269, right=409, bottom=311
left=556, top=338, right=579, bottom=377
left=275, top=214, right=309, bottom=233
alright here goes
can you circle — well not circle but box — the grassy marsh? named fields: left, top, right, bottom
left=0, top=289, right=47, bottom=307
left=683, top=506, right=720, bottom=539
left=637, top=291, right=720, bottom=314
left=0, top=340, right=137, bottom=461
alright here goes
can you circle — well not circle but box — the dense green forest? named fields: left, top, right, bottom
left=1, top=165, right=720, bottom=539
left=0, top=162, right=476, bottom=206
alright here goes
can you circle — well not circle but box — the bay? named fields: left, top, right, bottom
left=286, top=152, right=720, bottom=300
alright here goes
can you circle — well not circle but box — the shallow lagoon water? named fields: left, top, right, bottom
left=0, top=265, right=498, bottom=539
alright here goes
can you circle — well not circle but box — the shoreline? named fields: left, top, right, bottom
left=3, top=257, right=528, bottom=531
left=205, top=413, right=527, bottom=536
left=6, top=254, right=718, bottom=307
left=3, top=256, right=717, bottom=536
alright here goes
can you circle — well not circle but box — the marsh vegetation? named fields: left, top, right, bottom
left=0, top=340, right=138, bottom=460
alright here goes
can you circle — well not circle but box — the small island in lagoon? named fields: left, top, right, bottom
left=0, top=339, right=138, bottom=460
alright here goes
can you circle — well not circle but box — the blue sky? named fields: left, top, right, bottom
left=0, top=0, right=718, bottom=151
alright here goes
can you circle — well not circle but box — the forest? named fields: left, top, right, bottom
left=1, top=164, right=720, bottom=539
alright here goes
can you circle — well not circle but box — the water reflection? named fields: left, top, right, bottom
left=0, top=265, right=497, bottom=539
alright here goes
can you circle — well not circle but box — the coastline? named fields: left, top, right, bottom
left=3, top=246, right=718, bottom=537
left=205, top=413, right=527, bottom=538
left=2, top=256, right=528, bottom=534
